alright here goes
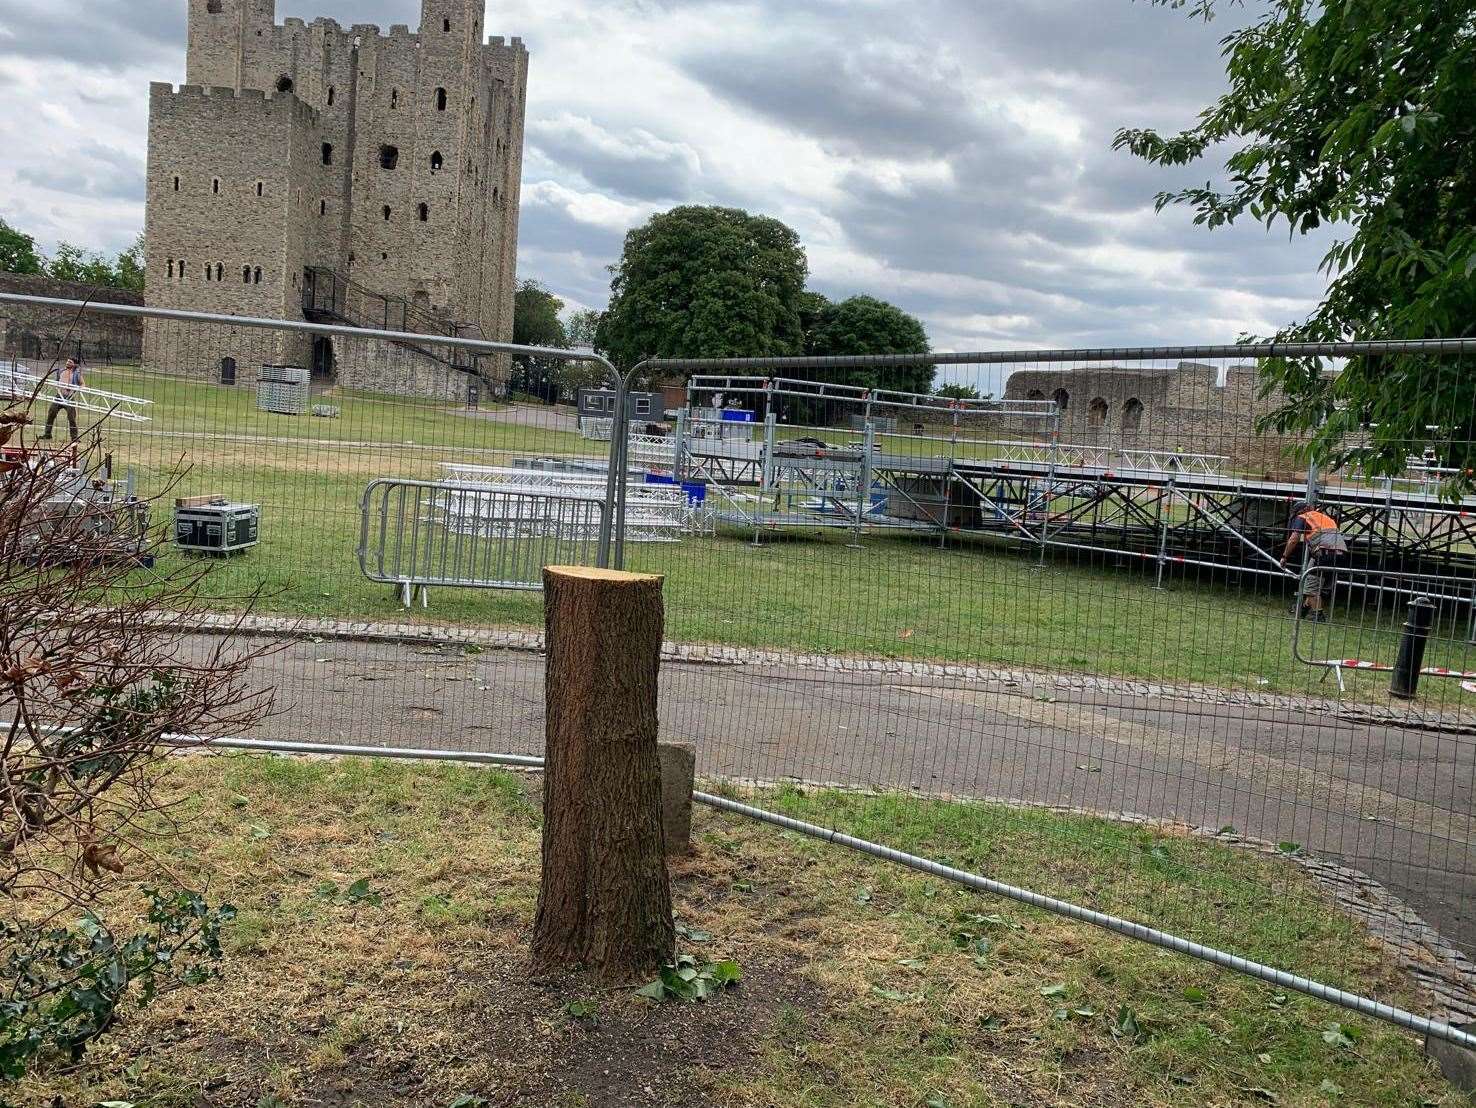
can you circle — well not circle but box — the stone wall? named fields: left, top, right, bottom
left=1001, top=362, right=1305, bottom=476
left=156, top=0, right=526, bottom=346
left=0, top=272, right=143, bottom=364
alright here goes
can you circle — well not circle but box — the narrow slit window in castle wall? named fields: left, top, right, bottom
left=382, top=205, right=391, bottom=221
left=430, top=151, right=443, bottom=172
left=327, top=86, right=335, bottom=106
left=379, top=145, right=399, bottom=170
left=418, top=203, right=429, bottom=222
left=256, top=181, right=263, bottom=196
left=436, top=88, right=448, bottom=111
left=179, top=260, right=186, bottom=279
left=321, top=143, right=333, bottom=165
left=205, top=265, right=211, bottom=283
left=215, top=263, right=223, bottom=282
left=390, top=89, right=398, bottom=109
left=320, top=199, right=327, bottom=216
left=212, top=178, right=220, bottom=194
left=167, top=259, right=174, bottom=279
left=443, top=18, right=451, bottom=32
left=253, top=267, right=262, bottom=284
left=173, top=176, right=180, bottom=192
left=243, top=266, right=251, bottom=284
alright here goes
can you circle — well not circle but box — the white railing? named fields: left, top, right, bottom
left=0, top=362, right=153, bottom=423
left=987, top=440, right=1228, bottom=476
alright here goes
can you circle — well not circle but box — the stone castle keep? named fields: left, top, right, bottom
left=143, top=0, right=527, bottom=397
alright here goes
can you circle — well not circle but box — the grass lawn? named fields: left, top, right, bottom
left=34, top=372, right=1476, bottom=702
left=10, top=754, right=1465, bottom=1107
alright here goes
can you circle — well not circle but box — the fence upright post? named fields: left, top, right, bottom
left=1154, top=474, right=1176, bottom=590
left=755, top=411, right=776, bottom=547
left=852, top=421, right=873, bottom=549
left=1039, top=406, right=1062, bottom=568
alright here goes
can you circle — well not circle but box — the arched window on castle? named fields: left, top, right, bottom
left=215, top=263, right=223, bottom=282
left=242, top=266, right=251, bottom=284
left=212, top=178, right=220, bottom=194
left=418, top=203, right=429, bottom=222
left=1122, top=397, right=1144, bottom=433
left=276, top=75, right=293, bottom=94
left=327, top=86, right=335, bottom=106
left=1088, top=397, right=1109, bottom=428
left=253, top=267, right=262, bottom=284
left=167, top=259, right=174, bottom=279
left=179, top=260, right=186, bottom=279
left=430, top=151, right=443, bottom=172
left=390, top=89, right=398, bottom=109
left=435, top=87, right=448, bottom=111
left=1053, top=388, right=1069, bottom=412
left=204, top=265, right=211, bottom=283
left=379, top=145, right=399, bottom=170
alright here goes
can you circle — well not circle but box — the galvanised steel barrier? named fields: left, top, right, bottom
left=8, top=291, right=1476, bottom=1053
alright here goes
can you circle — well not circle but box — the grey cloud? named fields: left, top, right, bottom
left=0, top=0, right=181, bottom=70
left=16, top=141, right=145, bottom=202
left=529, top=117, right=700, bottom=203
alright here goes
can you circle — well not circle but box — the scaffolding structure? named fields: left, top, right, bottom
left=672, top=376, right=1476, bottom=584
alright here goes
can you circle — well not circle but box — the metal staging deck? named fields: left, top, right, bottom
left=670, top=405, right=1476, bottom=583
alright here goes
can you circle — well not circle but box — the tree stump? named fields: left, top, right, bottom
left=532, top=565, right=675, bottom=980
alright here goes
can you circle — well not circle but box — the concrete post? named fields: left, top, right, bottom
left=658, top=741, right=695, bottom=856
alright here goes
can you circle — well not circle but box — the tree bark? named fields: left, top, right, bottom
left=532, top=565, right=675, bottom=980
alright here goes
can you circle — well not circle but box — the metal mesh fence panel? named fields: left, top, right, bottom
left=1, top=294, right=617, bottom=762
left=621, top=345, right=1476, bottom=1039
left=8, top=291, right=1476, bottom=1043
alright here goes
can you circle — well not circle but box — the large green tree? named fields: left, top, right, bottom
left=1115, top=1, right=1476, bottom=484
left=513, top=280, right=569, bottom=349
left=597, top=206, right=809, bottom=370
left=0, top=217, right=42, bottom=275
left=804, top=295, right=934, bottom=394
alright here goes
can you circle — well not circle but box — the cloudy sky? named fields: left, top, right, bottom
left=0, top=0, right=1334, bottom=353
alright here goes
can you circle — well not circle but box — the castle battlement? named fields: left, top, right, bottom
left=148, top=0, right=528, bottom=401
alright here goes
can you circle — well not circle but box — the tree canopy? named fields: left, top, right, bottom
left=804, top=294, right=934, bottom=394
left=0, top=219, right=143, bottom=291
left=0, top=218, right=42, bottom=275
left=1115, top=0, right=1476, bottom=484
left=512, top=280, right=568, bottom=350
left=596, top=206, right=809, bottom=370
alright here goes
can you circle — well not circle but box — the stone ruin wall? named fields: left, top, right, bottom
left=1000, top=362, right=1307, bottom=478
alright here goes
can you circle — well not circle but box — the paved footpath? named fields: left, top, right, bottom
left=181, top=620, right=1476, bottom=1013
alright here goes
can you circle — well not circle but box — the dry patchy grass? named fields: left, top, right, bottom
left=9, top=755, right=1469, bottom=1108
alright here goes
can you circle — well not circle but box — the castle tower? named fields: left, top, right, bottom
left=185, top=0, right=278, bottom=90
left=145, top=1, right=529, bottom=400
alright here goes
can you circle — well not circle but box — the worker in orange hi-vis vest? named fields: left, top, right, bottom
left=1280, top=500, right=1349, bottom=622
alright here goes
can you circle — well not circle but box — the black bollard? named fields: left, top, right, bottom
left=1391, top=596, right=1437, bottom=700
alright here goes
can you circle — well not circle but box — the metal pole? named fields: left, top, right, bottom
left=756, top=412, right=776, bottom=546
left=691, top=790, right=1476, bottom=1052
left=1390, top=597, right=1436, bottom=700
left=1039, top=406, right=1062, bottom=568
left=1153, top=475, right=1175, bottom=590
